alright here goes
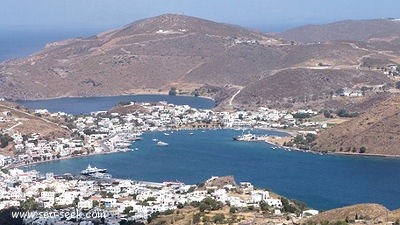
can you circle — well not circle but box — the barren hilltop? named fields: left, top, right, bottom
left=1, top=14, right=399, bottom=109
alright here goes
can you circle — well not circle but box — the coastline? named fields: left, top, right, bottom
left=327, top=151, right=400, bottom=159
left=11, top=127, right=400, bottom=171
left=10, top=127, right=291, bottom=171
left=253, top=129, right=400, bottom=159
left=14, top=92, right=216, bottom=104
left=8, top=150, right=121, bottom=170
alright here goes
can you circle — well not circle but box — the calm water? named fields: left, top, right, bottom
left=0, top=29, right=103, bottom=62
left=30, top=129, right=400, bottom=211
left=18, top=95, right=215, bottom=114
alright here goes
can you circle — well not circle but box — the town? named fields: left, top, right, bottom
left=0, top=101, right=330, bottom=168
left=0, top=100, right=340, bottom=224
left=0, top=167, right=318, bottom=224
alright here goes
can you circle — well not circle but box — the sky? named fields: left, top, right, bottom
left=1, top=0, right=400, bottom=32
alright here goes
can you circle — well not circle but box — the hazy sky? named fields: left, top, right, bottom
left=2, top=0, right=400, bottom=32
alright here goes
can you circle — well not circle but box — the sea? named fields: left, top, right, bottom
left=0, top=28, right=103, bottom=63
left=18, top=95, right=215, bottom=115
left=27, top=128, right=400, bottom=211
left=4, top=29, right=400, bottom=211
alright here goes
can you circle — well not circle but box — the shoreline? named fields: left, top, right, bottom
left=327, top=151, right=400, bottom=159
left=14, top=93, right=216, bottom=104
left=249, top=129, right=400, bottom=159
left=11, top=127, right=289, bottom=170
left=10, top=127, right=400, bottom=171
left=7, top=150, right=122, bottom=170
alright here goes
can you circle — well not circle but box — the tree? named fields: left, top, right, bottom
left=396, top=81, right=400, bottom=89
left=147, top=212, right=160, bottom=223
left=213, top=213, right=225, bottom=224
left=123, top=206, right=134, bottom=215
left=193, top=213, right=201, bottom=224
left=293, top=113, right=312, bottom=119
left=359, top=146, right=366, bottom=153
left=336, top=109, right=358, bottom=118
left=199, top=202, right=209, bottom=212
left=322, top=110, right=333, bottom=118
left=198, top=197, right=223, bottom=212
left=280, top=197, right=298, bottom=214
left=335, top=88, right=344, bottom=96
left=293, top=135, right=305, bottom=145
left=21, top=197, right=41, bottom=211
left=305, top=133, right=316, bottom=143
left=168, top=87, right=177, bottom=96
left=0, top=134, right=13, bottom=148
left=259, top=201, right=271, bottom=214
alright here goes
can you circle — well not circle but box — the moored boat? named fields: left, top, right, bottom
left=157, top=141, right=169, bottom=146
left=80, top=164, right=107, bottom=175
left=233, top=133, right=257, bottom=141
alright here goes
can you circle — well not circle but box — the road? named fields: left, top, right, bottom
left=229, top=86, right=243, bottom=106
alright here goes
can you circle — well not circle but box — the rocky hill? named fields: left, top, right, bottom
left=277, top=18, right=400, bottom=43
left=0, top=14, right=283, bottom=101
left=1, top=14, right=398, bottom=110
left=0, top=102, right=70, bottom=155
left=313, top=95, right=400, bottom=156
left=301, top=204, right=389, bottom=224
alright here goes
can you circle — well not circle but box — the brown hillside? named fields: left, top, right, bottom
left=314, top=95, right=400, bottom=156
left=0, top=15, right=399, bottom=110
left=0, top=102, right=70, bottom=155
left=277, top=19, right=400, bottom=43
left=0, top=14, right=282, bottom=101
left=301, top=204, right=389, bottom=223
left=236, top=68, right=390, bottom=106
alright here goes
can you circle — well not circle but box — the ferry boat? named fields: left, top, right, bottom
left=157, top=141, right=169, bottom=146
left=233, top=133, right=257, bottom=141
left=80, top=164, right=107, bottom=175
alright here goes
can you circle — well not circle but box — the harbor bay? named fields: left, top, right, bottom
left=18, top=94, right=215, bottom=115
left=29, top=128, right=400, bottom=211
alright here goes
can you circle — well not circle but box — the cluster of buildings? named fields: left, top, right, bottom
left=0, top=167, right=318, bottom=224
left=0, top=101, right=326, bottom=167
left=0, top=101, right=326, bottom=223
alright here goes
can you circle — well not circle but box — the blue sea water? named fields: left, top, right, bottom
left=18, top=94, right=215, bottom=114
left=30, top=129, right=400, bottom=211
left=0, top=28, right=102, bottom=62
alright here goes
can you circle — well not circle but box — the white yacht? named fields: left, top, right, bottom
left=157, top=141, right=169, bottom=146
left=80, top=164, right=107, bottom=175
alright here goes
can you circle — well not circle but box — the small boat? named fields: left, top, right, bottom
left=189, top=132, right=194, bottom=135
left=80, top=164, right=107, bottom=175
left=157, top=141, right=169, bottom=146
left=233, top=133, right=257, bottom=141
left=164, top=133, right=170, bottom=136
left=152, top=138, right=159, bottom=142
